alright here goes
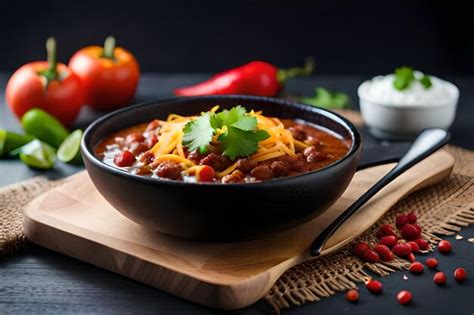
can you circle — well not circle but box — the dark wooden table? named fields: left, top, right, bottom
left=1, top=74, right=473, bottom=314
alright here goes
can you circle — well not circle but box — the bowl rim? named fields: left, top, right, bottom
left=81, top=95, right=362, bottom=187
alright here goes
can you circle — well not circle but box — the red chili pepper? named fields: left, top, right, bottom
left=174, top=58, right=314, bottom=97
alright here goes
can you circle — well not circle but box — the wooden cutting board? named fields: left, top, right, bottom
left=23, top=150, right=454, bottom=310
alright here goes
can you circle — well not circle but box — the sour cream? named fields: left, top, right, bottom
left=358, top=73, right=458, bottom=107
left=358, top=73, right=459, bottom=139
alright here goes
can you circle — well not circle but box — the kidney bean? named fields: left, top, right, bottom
left=139, top=151, right=154, bottom=164
left=271, top=161, right=290, bottom=177
left=125, top=132, right=145, bottom=145
left=222, top=170, right=245, bottom=183
left=250, top=164, right=274, bottom=180
left=289, top=125, right=307, bottom=141
left=236, top=158, right=257, bottom=173
left=129, top=142, right=148, bottom=155
left=155, top=162, right=182, bottom=180
left=200, top=153, right=231, bottom=171
left=146, top=119, right=161, bottom=131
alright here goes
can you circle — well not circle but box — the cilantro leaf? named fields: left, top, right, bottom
left=393, top=66, right=415, bottom=91
left=218, top=126, right=270, bottom=160
left=213, top=105, right=257, bottom=130
left=420, top=75, right=432, bottom=89
left=301, top=87, right=350, bottom=109
left=182, top=113, right=214, bottom=151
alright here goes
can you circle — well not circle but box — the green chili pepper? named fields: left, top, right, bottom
left=0, top=129, right=35, bottom=157
left=21, top=108, right=70, bottom=148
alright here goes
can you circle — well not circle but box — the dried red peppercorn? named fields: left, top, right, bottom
left=379, top=235, right=398, bottom=248
left=409, top=262, right=424, bottom=274
left=434, top=272, right=447, bottom=285
left=414, top=238, right=429, bottom=251
left=113, top=150, right=135, bottom=167
left=413, top=224, right=422, bottom=234
left=376, top=224, right=396, bottom=239
left=366, top=279, right=383, bottom=294
left=438, top=240, right=452, bottom=254
left=392, top=243, right=412, bottom=257
left=407, top=212, right=417, bottom=224
left=353, top=242, right=370, bottom=257
left=346, top=289, right=359, bottom=303
left=454, top=268, right=467, bottom=282
left=397, top=290, right=412, bottom=305
left=374, top=244, right=394, bottom=261
left=426, top=258, right=438, bottom=269
left=362, top=249, right=380, bottom=263
left=407, top=253, right=416, bottom=263
left=396, top=214, right=409, bottom=229
left=407, top=241, right=420, bottom=253
left=401, top=224, right=421, bottom=241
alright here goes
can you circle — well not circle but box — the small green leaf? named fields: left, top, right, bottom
left=215, top=105, right=247, bottom=126
left=301, top=87, right=350, bottom=109
left=393, top=66, right=415, bottom=91
left=182, top=113, right=214, bottom=151
left=218, top=127, right=270, bottom=160
left=420, top=75, right=432, bottom=89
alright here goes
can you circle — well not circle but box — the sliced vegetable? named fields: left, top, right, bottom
left=0, top=130, right=34, bottom=157
left=57, top=129, right=83, bottom=164
left=301, top=87, right=350, bottom=109
left=21, top=108, right=70, bottom=148
left=18, top=139, right=56, bottom=170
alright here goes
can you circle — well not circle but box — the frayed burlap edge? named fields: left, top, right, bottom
left=265, top=146, right=474, bottom=313
left=0, top=176, right=63, bottom=258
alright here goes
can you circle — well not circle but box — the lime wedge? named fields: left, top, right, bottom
left=19, top=139, right=56, bottom=169
left=57, top=129, right=83, bottom=164
left=0, top=129, right=35, bottom=157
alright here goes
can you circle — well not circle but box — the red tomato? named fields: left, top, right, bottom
left=196, top=165, right=215, bottom=182
left=6, top=62, right=84, bottom=126
left=69, top=37, right=140, bottom=110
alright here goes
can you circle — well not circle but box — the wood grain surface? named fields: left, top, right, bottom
left=23, top=150, right=454, bottom=310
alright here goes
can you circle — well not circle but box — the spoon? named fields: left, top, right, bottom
left=311, top=128, right=450, bottom=256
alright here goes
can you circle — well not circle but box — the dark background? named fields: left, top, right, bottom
left=0, top=0, right=472, bottom=76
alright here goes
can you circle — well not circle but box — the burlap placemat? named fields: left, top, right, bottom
left=0, top=111, right=473, bottom=313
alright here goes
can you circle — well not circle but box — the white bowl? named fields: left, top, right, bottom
left=358, top=78, right=459, bottom=140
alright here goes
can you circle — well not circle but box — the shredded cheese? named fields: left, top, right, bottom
left=145, top=109, right=301, bottom=178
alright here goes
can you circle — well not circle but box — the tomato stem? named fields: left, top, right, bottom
left=277, top=57, right=315, bottom=83
left=102, top=36, right=116, bottom=59
left=39, top=37, right=59, bottom=83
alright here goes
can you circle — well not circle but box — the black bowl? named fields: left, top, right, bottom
left=81, top=95, right=362, bottom=241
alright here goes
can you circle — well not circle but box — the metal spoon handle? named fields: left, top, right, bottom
left=311, top=128, right=450, bottom=256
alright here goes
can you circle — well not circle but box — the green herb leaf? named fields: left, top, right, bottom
left=300, top=87, right=350, bottom=109
left=218, top=127, right=269, bottom=160
left=393, top=66, right=415, bottom=91
left=182, top=113, right=214, bottom=151
left=182, top=106, right=270, bottom=159
left=420, top=75, right=432, bottom=89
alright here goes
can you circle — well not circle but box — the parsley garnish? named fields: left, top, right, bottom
left=393, top=67, right=433, bottom=91
left=182, top=112, right=214, bottom=153
left=300, top=87, right=350, bottom=109
left=419, top=75, right=432, bottom=89
left=393, top=67, right=416, bottom=91
left=182, top=106, right=270, bottom=160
